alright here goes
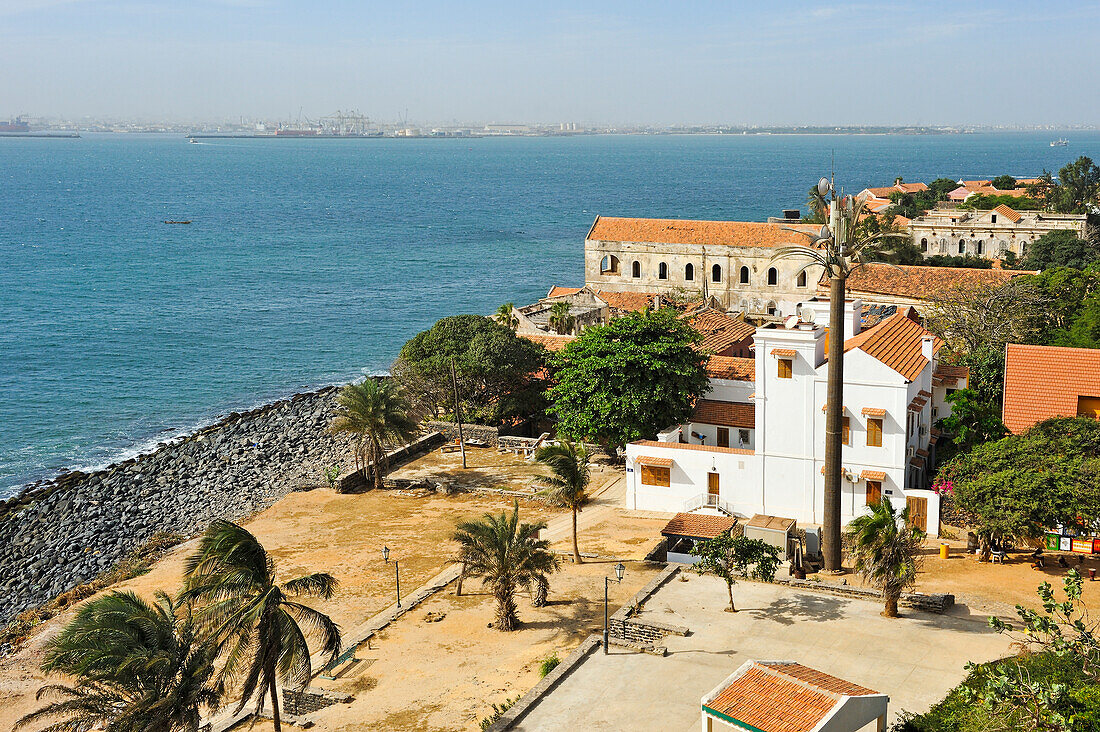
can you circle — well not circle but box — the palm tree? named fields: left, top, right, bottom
left=534, top=441, right=591, bottom=564
left=494, top=303, right=519, bottom=331
left=179, top=520, right=341, bottom=732
left=17, top=590, right=219, bottom=732
left=547, top=301, right=575, bottom=335
left=772, top=187, right=906, bottom=572
left=845, top=498, right=925, bottom=618
left=805, top=183, right=828, bottom=223
left=330, top=378, right=418, bottom=490
left=451, top=501, right=558, bottom=631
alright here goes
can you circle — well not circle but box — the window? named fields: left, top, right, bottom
left=640, top=464, right=670, bottom=487
left=685, top=263, right=694, bottom=281
left=712, top=264, right=722, bottom=282
left=738, top=429, right=749, bottom=447
left=778, top=358, right=792, bottom=379
left=842, top=416, right=850, bottom=445
left=866, top=481, right=882, bottom=505
left=958, top=240, right=966, bottom=254
left=658, top=262, right=668, bottom=280
left=920, top=237, right=928, bottom=252
left=796, top=271, right=807, bottom=287
left=1077, top=396, right=1100, bottom=419
left=599, top=255, right=620, bottom=274
left=866, top=418, right=883, bottom=447
left=739, top=266, right=750, bottom=284
left=767, top=267, right=778, bottom=286
left=977, top=240, right=984, bottom=255
left=991, top=214, right=997, bottom=223
left=766, top=301, right=777, bottom=315
left=632, top=261, right=641, bottom=278
left=716, top=427, right=730, bottom=448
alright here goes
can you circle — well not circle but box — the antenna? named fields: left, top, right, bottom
left=802, top=308, right=816, bottom=324
left=784, top=315, right=799, bottom=329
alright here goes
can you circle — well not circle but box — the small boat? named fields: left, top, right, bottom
left=1051, top=138, right=1068, bottom=147
left=189, top=138, right=199, bottom=144
left=164, top=220, right=191, bottom=225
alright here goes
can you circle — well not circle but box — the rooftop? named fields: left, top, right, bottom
left=1003, top=343, right=1100, bottom=433
left=842, top=311, right=941, bottom=381
left=518, top=333, right=576, bottom=352
left=684, top=307, right=755, bottom=354
left=691, top=399, right=755, bottom=428
left=706, top=355, right=756, bottom=381
left=661, top=512, right=738, bottom=539
left=587, top=216, right=819, bottom=248
left=831, top=263, right=1033, bottom=301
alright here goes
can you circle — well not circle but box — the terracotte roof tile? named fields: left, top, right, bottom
left=518, top=333, right=576, bottom=352
left=685, top=307, right=756, bottom=354
left=692, top=399, right=755, bottom=428
left=707, top=356, right=756, bottom=381
left=1003, top=343, right=1100, bottom=434
left=824, top=263, right=1031, bottom=301
left=661, top=512, right=738, bottom=539
left=587, top=216, right=820, bottom=248
left=842, top=312, right=942, bottom=382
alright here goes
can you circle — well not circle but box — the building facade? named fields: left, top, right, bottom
left=910, top=205, right=1090, bottom=260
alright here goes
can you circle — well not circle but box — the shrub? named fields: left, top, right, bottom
left=479, top=696, right=518, bottom=730
left=538, top=653, right=560, bottom=677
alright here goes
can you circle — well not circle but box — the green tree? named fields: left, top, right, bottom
left=692, top=530, right=781, bottom=612
left=393, top=314, right=548, bottom=426
left=1054, top=156, right=1100, bottom=214
left=547, top=301, right=575, bottom=335
left=959, top=193, right=1042, bottom=211
left=991, top=174, right=1017, bottom=190
left=451, top=502, right=558, bottom=631
left=805, top=183, right=828, bottom=223
left=17, top=591, right=219, bottom=732
left=534, top=441, right=591, bottom=564
left=937, top=388, right=1007, bottom=456
left=1024, top=266, right=1100, bottom=344
left=330, top=379, right=418, bottom=490
left=493, top=303, right=519, bottom=331
left=548, top=308, right=708, bottom=456
left=844, top=498, right=924, bottom=618
left=180, top=521, right=341, bottom=732
left=1021, top=229, right=1100, bottom=271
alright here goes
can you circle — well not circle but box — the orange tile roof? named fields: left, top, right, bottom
left=842, top=312, right=941, bottom=381
left=662, top=512, right=738, bottom=539
left=934, top=363, right=969, bottom=380
left=862, top=407, right=886, bottom=416
left=707, top=356, right=756, bottom=381
left=547, top=285, right=583, bottom=298
left=961, top=179, right=992, bottom=188
left=685, top=307, right=756, bottom=354
left=692, top=399, right=755, bottom=428
left=830, top=263, right=1030, bottom=301
left=519, top=333, right=576, bottom=352
left=635, top=455, right=674, bottom=467
left=587, top=216, right=820, bottom=248
left=897, top=182, right=929, bottom=193
left=705, top=661, right=878, bottom=732
left=973, top=186, right=1030, bottom=198
left=861, top=470, right=886, bottom=481
left=771, top=348, right=798, bottom=357
left=992, top=203, right=1022, bottom=222
left=864, top=186, right=898, bottom=197
left=594, top=289, right=668, bottom=312
left=1003, top=344, right=1100, bottom=433
left=631, top=439, right=754, bottom=455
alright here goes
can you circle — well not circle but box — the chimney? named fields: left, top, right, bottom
left=921, top=335, right=935, bottom=362
left=847, top=299, right=863, bottom=337
left=653, top=295, right=661, bottom=310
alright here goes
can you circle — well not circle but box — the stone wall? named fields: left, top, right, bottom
left=427, top=421, right=505, bottom=447
left=770, top=576, right=954, bottom=613
left=337, top=432, right=445, bottom=492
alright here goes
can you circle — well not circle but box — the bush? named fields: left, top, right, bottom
left=538, top=653, right=560, bottom=677
left=479, top=696, right=518, bottom=730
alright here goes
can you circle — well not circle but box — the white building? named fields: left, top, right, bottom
left=626, top=303, right=964, bottom=537
left=910, top=204, right=1090, bottom=260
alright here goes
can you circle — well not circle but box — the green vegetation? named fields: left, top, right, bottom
left=479, top=696, right=519, bottom=730
left=959, top=193, right=1042, bottom=210
left=936, top=389, right=1007, bottom=458
left=533, top=440, right=592, bottom=564
left=844, top=498, right=924, bottom=618
left=547, top=301, right=575, bottom=335
left=692, top=530, right=781, bottom=612
left=180, top=520, right=341, bottom=732
left=548, top=308, right=708, bottom=456
left=1029, top=156, right=1100, bottom=214
left=1028, top=267, right=1100, bottom=349
left=330, top=379, right=418, bottom=490
left=493, top=302, right=519, bottom=331
left=990, top=174, right=1017, bottom=190
left=393, top=314, right=549, bottom=426
left=883, top=177, right=958, bottom=219
left=1021, top=230, right=1100, bottom=271
left=451, top=501, right=558, bottom=631
left=538, top=653, right=561, bottom=677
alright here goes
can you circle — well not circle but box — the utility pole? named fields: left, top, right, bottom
left=822, top=190, right=845, bottom=573
left=450, top=357, right=467, bottom=469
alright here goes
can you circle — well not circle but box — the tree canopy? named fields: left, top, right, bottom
left=392, top=314, right=549, bottom=426
left=1020, top=229, right=1100, bottom=271
left=692, top=531, right=781, bottom=612
left=1021, top=267, right=1100, bottom=349
left=548, top=308, right=708, bottom=454
left=990, top=175, right=1017, bottom=190
left=1028, top=156, right=1100, bottom=214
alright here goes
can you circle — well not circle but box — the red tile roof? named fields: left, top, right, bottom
left=771, top=348, right=798, bottom=357
left=861, top=470, right=886, bottom=481
left=547, top=286, right=583, bottom=298
left=707, top=356, right=756, bottom=381
left=662, top=512, right=738, bottom=539
left=588, top=216, right=820, bottom=248
left=1003, top=344, right=1100, bottom=433
left=842, top=312, right=941, bottom=381
left=862, top=407, right=886, bottom=417
left=830, top=263, right=1031, bottom=301
left=685, top=307, right=756, bottom=355
left=635, top=455, right=674, bottom=467
left=992, top=204, right=1022, bottom=223
left=692, top=399, right=755, bottom=428
left=631, top=439, right=754, bottom=455
left=934, top=363, right=969, bottom=380
left=595, top=289, right=669, bottom=312
left=519, top=333, right=576, bottom=352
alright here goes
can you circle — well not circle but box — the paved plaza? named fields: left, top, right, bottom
left=514, top=573, right=1014, bottom=731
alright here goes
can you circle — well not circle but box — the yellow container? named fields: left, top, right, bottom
left=940, top=543, right=949, bottom=559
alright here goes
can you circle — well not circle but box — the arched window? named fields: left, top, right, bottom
left=739, top=266, right=750, bottom=284
left=796, top=270, right=807, bottom=287
left=599, top=254, right=620, bottom=274
left=998, top=240, right=1008, bottom=253
left=958, top=240, right=966, bottom=254
left=632, top=261, right=641, bottom=278
left=766, top=301, right=777, bottom=315
left=767, top=267, right=778, bottom=286
left=976, top=240, right=984, bottom=255
left=939, top=238, right=947, bottom=253
left=684, top=263, right=694, bottom=281
left=712, top=264, right=722, bottom=282
left=658, top=262, right=668, bottom=280
left=920, top=237, right=928, bottom=252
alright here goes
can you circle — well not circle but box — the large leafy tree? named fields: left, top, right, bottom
left=936, top=388, right=1007, bottom=459
left=330, top=379, right=418, bottom=490
left=17, top=591, right=219, bottom=732
left=692, top=530, right=781, bottom=612
left=493, top=303, right=519, bottom=331
left=180, top=521, right=341, bottom=732
left=533, top=441, right=591, bottom=564
left=1024, top=267, right=1100, bottom=348
left=392, top=314, right=548, bottom=426
left=844, top=498, right=924, bottom=618
left=1021, top=229, right=1100, bottom=271
left=1028, top=157, right=1100, bottom=213
left=548, top=308, right=708, bottom=455
left=940, top=417, right=1100, bottom=560
left=451, top=501, right=558, bottom=631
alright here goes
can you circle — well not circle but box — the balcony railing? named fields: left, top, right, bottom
left=681, top=493, right=735, bottom=516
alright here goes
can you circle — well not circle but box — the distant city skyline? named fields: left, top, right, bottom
left=2, top=1, right=1098, bottom=126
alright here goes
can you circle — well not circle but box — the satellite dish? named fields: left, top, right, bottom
left=819, top=224, right=831, bottom=240
left=802, top=308, right=816, bottom=324
left=784, top=315, right=799, bottom=329
left=817, top=177, right=831, bottom=197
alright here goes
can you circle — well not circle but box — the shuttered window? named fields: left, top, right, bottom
left=842, top=416, right=850, bottom=445
left=778, top=358, right=793, bottom=379
left=640, top=465, right=671, bottom=487
left=867, top=418, right=883, bottom=447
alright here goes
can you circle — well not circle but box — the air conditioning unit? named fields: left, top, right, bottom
left=919, top=425, right=927, bottom=436
left=906, top=446, right=915, bottom=458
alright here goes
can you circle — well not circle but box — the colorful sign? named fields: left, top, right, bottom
left=1071, top=538, right=1095, bottom=554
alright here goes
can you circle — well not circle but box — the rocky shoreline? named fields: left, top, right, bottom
left=0, top=387, right=355, bottom=624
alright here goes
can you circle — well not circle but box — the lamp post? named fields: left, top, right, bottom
left=383, top=546, right=400, bottom=607
left=603, top=562, right=626, bottom=655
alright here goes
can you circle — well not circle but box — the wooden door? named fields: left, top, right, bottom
left=906, top=496, right=927, bottom=532
left=707, top=472, right=720, bottom=496
left=716, top=428, right=730, bottom=448
left=865, top=481, right=882, bottom=505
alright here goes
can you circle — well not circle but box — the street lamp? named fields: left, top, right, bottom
left=603, top=562, right=626, bottom=655
left=382, top=546, right=400, bottom=607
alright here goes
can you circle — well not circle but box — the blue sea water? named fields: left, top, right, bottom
left=2, top=131, right=1098, bottom=495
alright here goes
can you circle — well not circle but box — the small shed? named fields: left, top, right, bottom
left=661, top=513, right=738, bottom=564
left=701, top=660, right=889, bottom=732
left=744, top=514, right=797, bottom=560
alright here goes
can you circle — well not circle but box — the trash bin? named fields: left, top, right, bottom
left=940, top=543, right=949, bottom=559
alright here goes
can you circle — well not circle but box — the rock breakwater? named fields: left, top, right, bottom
left=0, top=387, right=354, bottom=624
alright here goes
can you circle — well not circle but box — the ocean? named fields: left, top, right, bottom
left=2, top=130, right=1097, bottom=495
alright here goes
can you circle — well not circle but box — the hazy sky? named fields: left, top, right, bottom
left=2, top=0, right=1098, bottom=125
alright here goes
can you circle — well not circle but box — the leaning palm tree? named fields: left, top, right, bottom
left=17, top=590, right=219, bottom=732
left=547, top=301, right=575, bottom=335
left=330, top=378, right=418, bottom=490
left=179, top=521, right=341, bottom=732
left=845, top=498, right=925, bottom=618
left=494, top=302, right=519, bottom=331
left=534, top=440, right=591, bottom=564
left=452, top=501, right=558, bottom=631
left=772, top=184, right=906, bottom=572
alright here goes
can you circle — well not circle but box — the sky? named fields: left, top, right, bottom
left=2, top=0, right=1098, bottom=126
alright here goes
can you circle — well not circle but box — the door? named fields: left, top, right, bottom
left=865, top=481, right=882, bottom=505
left=707, top=472, right=720, bottom=506
left=716, top=428, right=730, bottom=448
left=906, top=496, right=928, bottom=532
